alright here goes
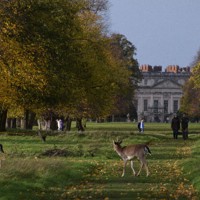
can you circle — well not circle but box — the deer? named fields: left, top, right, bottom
left=0, top=144, right=4, bottom=154
left=0, top=144, right=5, bottom=168
left=113, top=140, right=151, bottom=177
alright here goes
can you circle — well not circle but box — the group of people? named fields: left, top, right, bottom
left=171, top=113, right=189, bottom=140
left=137, top=113, right=189, bottom=140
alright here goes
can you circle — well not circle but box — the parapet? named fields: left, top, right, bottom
left=165, top=65, right=179, bottom=73
left=140, top=64, right=190, bottom=74
left=140, top=65, right=162, bottom=72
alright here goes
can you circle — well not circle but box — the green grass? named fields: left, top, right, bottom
left=0, top=122, right=200, bottom=199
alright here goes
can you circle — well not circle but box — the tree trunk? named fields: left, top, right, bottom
left=25, top=109, right=29, bottom=129
left=65, top=117, right=72, bottom=131
left=11, top=118, right=17, bottom=128
left=6, top=118, right=17, bottom=129
left=50, top=119, right=57, bottom=130
left=112, top=115, right=115, bottom=122
left=16, top=118, right=21, bottom=128
left=27, top=111, right=36, bottom=129
left=21, top=117, right=25, bottom=129
left=22, top=110, right=36, bottom=130
left=0, top=109, right=7, bottom=132
left=76, top=118, right=84, bottom=132
left=6, top=118, right=12, bottom=128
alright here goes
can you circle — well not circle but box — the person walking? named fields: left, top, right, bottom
left=137, top=120, right=141, bottom=132
left=140, top=119, right=144, bottom=133
left=181, top=113, right=189, bottom=140
left=171, top=114, right=180, bottom=139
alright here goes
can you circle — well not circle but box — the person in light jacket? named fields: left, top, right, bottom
left=140, top=119, right=144, bottom=132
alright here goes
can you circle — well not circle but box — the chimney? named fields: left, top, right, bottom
left=139, top=64, right=152, bottom=72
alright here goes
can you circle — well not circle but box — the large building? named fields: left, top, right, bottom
left=135, top=64, right=190, bottom=122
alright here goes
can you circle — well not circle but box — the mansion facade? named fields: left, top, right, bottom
left=135, top=64, right=190, bottom=122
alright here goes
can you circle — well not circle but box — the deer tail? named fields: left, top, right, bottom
left=144, top=145, right=151, bottom=155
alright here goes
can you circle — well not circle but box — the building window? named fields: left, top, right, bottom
left=164, top=100, right=168, bottom=113
left=144, top=99, right=148, bottom=111
left=154, top=100, right=158, bottom=113
left=173, top=100, right=178, bottom=113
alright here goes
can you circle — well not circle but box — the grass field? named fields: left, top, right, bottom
left=0, top=122, right=200, bottom=200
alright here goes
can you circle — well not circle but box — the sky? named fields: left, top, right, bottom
left=108, top=0, right=200, bottom=68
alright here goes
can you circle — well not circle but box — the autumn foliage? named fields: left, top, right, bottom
left=0, top=0, right=139, bottom=130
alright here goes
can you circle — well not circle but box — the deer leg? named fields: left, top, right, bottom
left=137, top=158, right=150, bottom=177
left=141, top=158, right=150, bottom=177
left=122, top=160, right=127, bottom=177
left=130, top=160, right=136, bottom=176
left=137, top=162, right=144, bottom=176
left=144, top=163, right=150, bottom=177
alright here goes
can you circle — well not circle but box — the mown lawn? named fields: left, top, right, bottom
left=0, top=122, right=199, bottom=199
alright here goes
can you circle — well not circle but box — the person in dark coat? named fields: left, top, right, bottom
left=137, top=121, right=141, bottom=132
left=181, top=113, right=189, bottom=140
left=171, top=114, right=180, bottom=139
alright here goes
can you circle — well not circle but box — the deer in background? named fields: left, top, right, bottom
left=0, top=144, right=5, bottom=168
left=113, top=140, right=151, bottom=177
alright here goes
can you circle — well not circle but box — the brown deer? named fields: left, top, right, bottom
left=113, top=140, right=151, bottom=177
left=0, top=144, right=5, bottom=168
left=0, top=144, right=4, bottom=153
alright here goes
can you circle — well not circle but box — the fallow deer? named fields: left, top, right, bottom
left=0, top=144, right=5, bottom=168
left=113, top=140, right=151, bottom=177
left=0, top=144, right=4, bottom=153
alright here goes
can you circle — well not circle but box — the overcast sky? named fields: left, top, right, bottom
left=108, top=0, right=200, bottom=68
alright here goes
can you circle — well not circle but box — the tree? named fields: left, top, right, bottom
left=44, top=2, right=139, bottom=126
left=180, top=48, right=200, bottom=119
left=180, top=78, right=200, bottom=118
left=0, top=0, right=84, bottom=130
left=108, top=34, right=141, bottom=119
left=190, top=63, right=200, bottom=88
left=191, top=48, right=200, bottom=67
left=110, top=34, right=140, bottom=79
left=51, top=20, right=133, bottom=127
